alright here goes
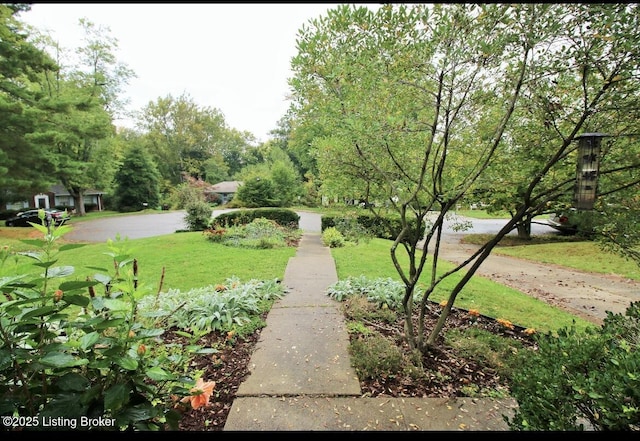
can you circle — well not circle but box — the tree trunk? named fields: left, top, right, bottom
left=72, top=190, right=86, bottom=216
left=516, top=218, right=531, bottom=239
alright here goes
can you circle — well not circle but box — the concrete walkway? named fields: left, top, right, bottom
left=223, top=231, right=517, bottom=431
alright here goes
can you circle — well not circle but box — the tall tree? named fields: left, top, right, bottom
left=0, top=4, right=58, bottom=205
left=136, top=93, right=231, bottom=187
left=290, top=4, right=640, bottom=353
left=235, top=143, right=303, bottom=207
left=113, top=145, right=160, bottom=212
left=26, top=18, right=135, bottom=215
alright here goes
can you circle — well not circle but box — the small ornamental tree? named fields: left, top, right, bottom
left=290, top=3, right=640, bottom=354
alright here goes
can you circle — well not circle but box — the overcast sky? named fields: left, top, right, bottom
left=18, top=3, right=361, bottom=143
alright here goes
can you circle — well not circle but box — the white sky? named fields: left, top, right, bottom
left=18, top=3, right=360, bottom=143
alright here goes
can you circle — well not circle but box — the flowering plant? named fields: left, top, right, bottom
left=181, top=378, right=216, bottom=410
left=497, top=318, right=515, bottom=330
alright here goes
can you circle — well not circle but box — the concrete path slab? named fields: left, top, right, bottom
left=234, top=232, right=361, bottom=397
left=224, top=396, right=517, bottom=431
left=235, top=306, right=361, bottom=396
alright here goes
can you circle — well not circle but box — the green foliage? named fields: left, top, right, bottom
left=0, top=4, right=60, bottom=202
left=0, top=222, right=196, bottom=430
left=270, top=159, right=304, bottom=206
left=136, top=93, right=232, bottom=186
left=332, top=217, right=373, bottom=244
left=348, top=333, right=406, bottom=380
left=234, top=144, right=305, bottom=207
left=137, top=277, right=285, bottom=335
left=204, top=217, right=301, bottom=249
left=291, top=2, right=640, bottom=354
left=214, top=208, right=300, bottom=229
left=28, top=18, right=134, bottom=215
left=165, top=182, right=207, bottom=210
left=322, top=213, right=423, bottom=243
left=113, top=146, right=161, bottom=212
left=183, top=200, right=212, bottom=231
left=507, top=302, right=640, bottom=431
left=341, top=294, right=397, bottom=325
left=445, top=327, right=527, bottom=378
left=326, top=276, right=405, bottom=310
left=235, top=178, right=277, bottom=208
left=321, top=227, right=345, bottom=248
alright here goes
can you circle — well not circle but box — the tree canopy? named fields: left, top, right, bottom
left=0, top=4, right=58, bottom=204
left=289, top=3, right=640, bottom=352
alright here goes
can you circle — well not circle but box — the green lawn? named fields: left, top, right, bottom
left=330, top=238, right=594, bottom=334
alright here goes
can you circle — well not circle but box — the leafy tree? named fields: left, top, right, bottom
left=272, top=111, right=325, bottom=206
left=0, top=4, right=59, bottom=204
left=25, top=17, right=135, bottom=215
left=136, top=93, right=233, bottom=186
left=113, top=145, right=161, bottom=212
left=235, top=177, right=277, bottom=208
left=474, top=4, right=640, bottom=238
left=289, top=3, right=640, bottom=354
left=235, top=143, right=303, bottom=207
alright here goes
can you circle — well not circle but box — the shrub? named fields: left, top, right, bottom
left=167, top=183, right=206, bottom=210
left=321, top=212, right=424, bottom=243
left=184, top=200, right=213, bottom=231
left=506, top=302, right=640, bottom=431
left=204, top=217, right=301, bottom=249
left=333, top=217, right=373, bottom=244
left=0, top=223, right=198, bottom=430
left=215, top=208, right=299, bottom=229
left=322, top=227, right=345, bottom=248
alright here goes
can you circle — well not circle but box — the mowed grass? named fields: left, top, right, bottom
left=463, top=233, right=640, bottom=281
left=331, top=238, right=595, bottom=333
left=492, top=241, right=640, bottom=280
left=0, top=228, right=296, bottom=295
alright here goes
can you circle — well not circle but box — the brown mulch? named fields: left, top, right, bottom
left=171, top=305, right=536, bottom=431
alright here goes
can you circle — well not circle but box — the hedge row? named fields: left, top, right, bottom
left=321, top=213, right=425, bottom=243
left=213, top=208, right=300, bottom=229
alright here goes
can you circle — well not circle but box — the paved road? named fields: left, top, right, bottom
left=65, top=209, right=321, bottom=243
left=65, top=211, right=190, bottom=242
left=65, top=210, right=639, bottom=324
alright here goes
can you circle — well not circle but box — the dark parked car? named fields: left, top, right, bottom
left=5, top=209, right=70, bottom=227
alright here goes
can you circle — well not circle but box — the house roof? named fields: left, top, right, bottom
left=49, top=184, right=103, bottom=196
left=209, top=181, right=242, bottom=194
